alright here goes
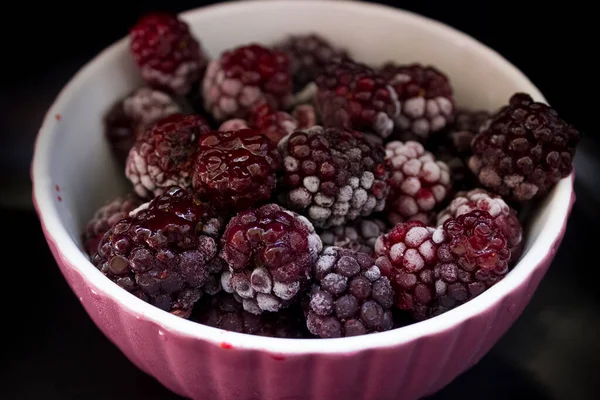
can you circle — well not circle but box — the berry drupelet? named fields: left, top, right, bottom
left=279, top=126, right=391, bottom=229
left=104, top=87, right=182, bottom=163
left=129, top=12, right=208, bottom=95
left=379, top=62, right=454, bottom=140
left=125, top=113, right=211, bottom=198
left=192, top=128, right=282, bottom=212
left=319, top=218, right=388, bottom=255
left=274, top=33, right=350, bottom=92
left=315, top=60, right=400, bottom=140
left=82, top=193, right=143, bottom=257
left=385, top=140, right=451, bottom=226
left=248, top=102, right=298, bottom=144
left=92, top=186, right=225, bottom=317
left=219, top=203, right=322, bottom=314
left=202, top=44, right=293, bottom=121
left=469, top=93, right=580, bottom=202
left=306, top=247, right=394, bottom=338
left=193, top=292, right=309, bottom=338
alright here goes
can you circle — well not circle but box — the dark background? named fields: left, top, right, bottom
left=1, top=1, right=598, bottom=399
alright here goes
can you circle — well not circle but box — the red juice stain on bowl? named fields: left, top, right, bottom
left=55, top=114, right=61, bottom=121
left=220, top=342, right=233, bottom=349
left=55, top=184, right=60, bottom=191
left=57, top=196, right=62, bottom=202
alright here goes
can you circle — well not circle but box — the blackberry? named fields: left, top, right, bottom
left=380, top=62, right=454, bottom=140
left=103, top=87, right=182, bottom=163
left=192, top=292, right=309, bottom=338
left=385, top=140, right=451, bottom=226
left=218, top=118, right=249, bottom=131
left=437, top=188, right=523, bottom=264
left=202, top=44, right=293, bottom=121
left=306, top=247, right=394, bottom=338
left=192, top=129, right=281, bottom=212
left=292, top=104, right=317, bottom=129
left=219, top=203, right=322, bottom=314
left=315, top=59, right=400, bottom=139
left=274, top=33, right=350, bottom=92
left=469, top=93, right=580, bottom=202
left=430, top=210, right=511, bottom=316
left=125, top=113, right=211, bottom=198
left=82, top=194, right=143, bottom=257
left=248, top=102, right=298, bottom=144
left=92, top=186, right=225, bottom=317
left=129, top=12, right=208, bottom=95
left=373, top=220, right=439, bottom=320
left=319, top=218, right=388, bottom=255
left=279, top=126, right=391, bottom=229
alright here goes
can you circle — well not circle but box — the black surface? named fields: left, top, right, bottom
left=1, top=1, right=598, bottom=399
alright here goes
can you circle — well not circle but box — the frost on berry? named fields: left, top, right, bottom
left=219, top=204, right=322, bottom=314
left=125, top=113, right=211, bottom=199
left=306, top=247, right=394, bottom=338
left=218, top=119, right=249, bottom=131
left=374, top=220, right=439, bottom=320
left=92, top=186, right=225, bottom=316
left=202, top=44, right=293, bottom=121
left=192, top=129, right=281, bottom=211
left=379, top=63, right=455, bottom=140
left=385, top=140, right=451, bottom=226
left=315, top=60, right=400, bottom=139
left=319, top=218, right=388, bottom=254
left=279, top=126, right=391, bottom=229
left=469, top=93, right=580, bottom=202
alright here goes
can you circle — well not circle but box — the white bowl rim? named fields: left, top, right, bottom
left=31, top=0, right=574, bottom=355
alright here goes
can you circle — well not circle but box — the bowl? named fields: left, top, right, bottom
left=31, top=1, right=576, bottom=399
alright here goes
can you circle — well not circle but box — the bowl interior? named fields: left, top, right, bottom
left=32, top=0, right=572, bottom=351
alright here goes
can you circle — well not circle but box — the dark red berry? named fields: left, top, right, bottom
left=469, top=93, right=580, bottom=202
left=82, top=194, right=143, bottom=257
left=373, top=220, right=439, bottom=320
left=219, top=203, right=322, bottom=314
left=279, top=126, right=391, bottom=229
left=192, top=292, right=310, bottom=338
left=306, top=247, right=394, bottom=338
left=380, top=62, right=454, bottom=140
left=104, top=88, right=182, bottom=163
left=192, top=128, right=282, bottom=211
left=92, top=186, right=225, bottom=316
left=248, top=102, right=298, bottom=144
left=130, top=12, right=207, bottom=95
left=385, top=140, right=451, bottom=226
left=315, top=60, right=400, bottom=139
left=202, top=44, right=293, bottom=121
left=125, top=113, right=211, bottom=198
left=274, top=33, right=350, bottom=92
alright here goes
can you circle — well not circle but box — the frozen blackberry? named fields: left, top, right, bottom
left=429, top=210, right=511, bottom=316
left=306, top=247, right=394, bottom=338
left=192, top=128, right=281, bottom=212
left=380, top=62, right=454, bottom=140
left=202, top=44, right=293, bottom=121
left=274, top=33, right=349, bottom=92
left=248, top=102, right=298, bottom=144
left=319, top=218, right=388, bottom=255
left=373, top=220, right=439, bottom=320
left=92, top=186, right=225, bottom=317
left=104, top=87, right=182, bottom=163
left=437, top=188, right=523, bottom=263
left=385, top=140, right=451, bottom=226
left=279, top=126, right=391, bottom=229
left=469, top=93, right=580, bottom=202
left=315, top=60, right=400, bottom=139
left=125, top=113, right=211, bottom=199
left=192, top=292, right=309, bottom=338
left=292, top=104, right=317, bottom=129
left=129, top=12, right=207, bottom=95
left=219, top=203, right=322, bottom=314
left=82, top=194, right=143, bottom=257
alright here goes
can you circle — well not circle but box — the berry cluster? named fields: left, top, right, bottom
left=86, top=13, right=580, bottom=339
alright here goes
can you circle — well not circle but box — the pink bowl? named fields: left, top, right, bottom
left=31, top=1, right=575, bottom=399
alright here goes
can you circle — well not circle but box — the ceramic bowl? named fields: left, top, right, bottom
left=31, top=1, right=575, bottom=399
